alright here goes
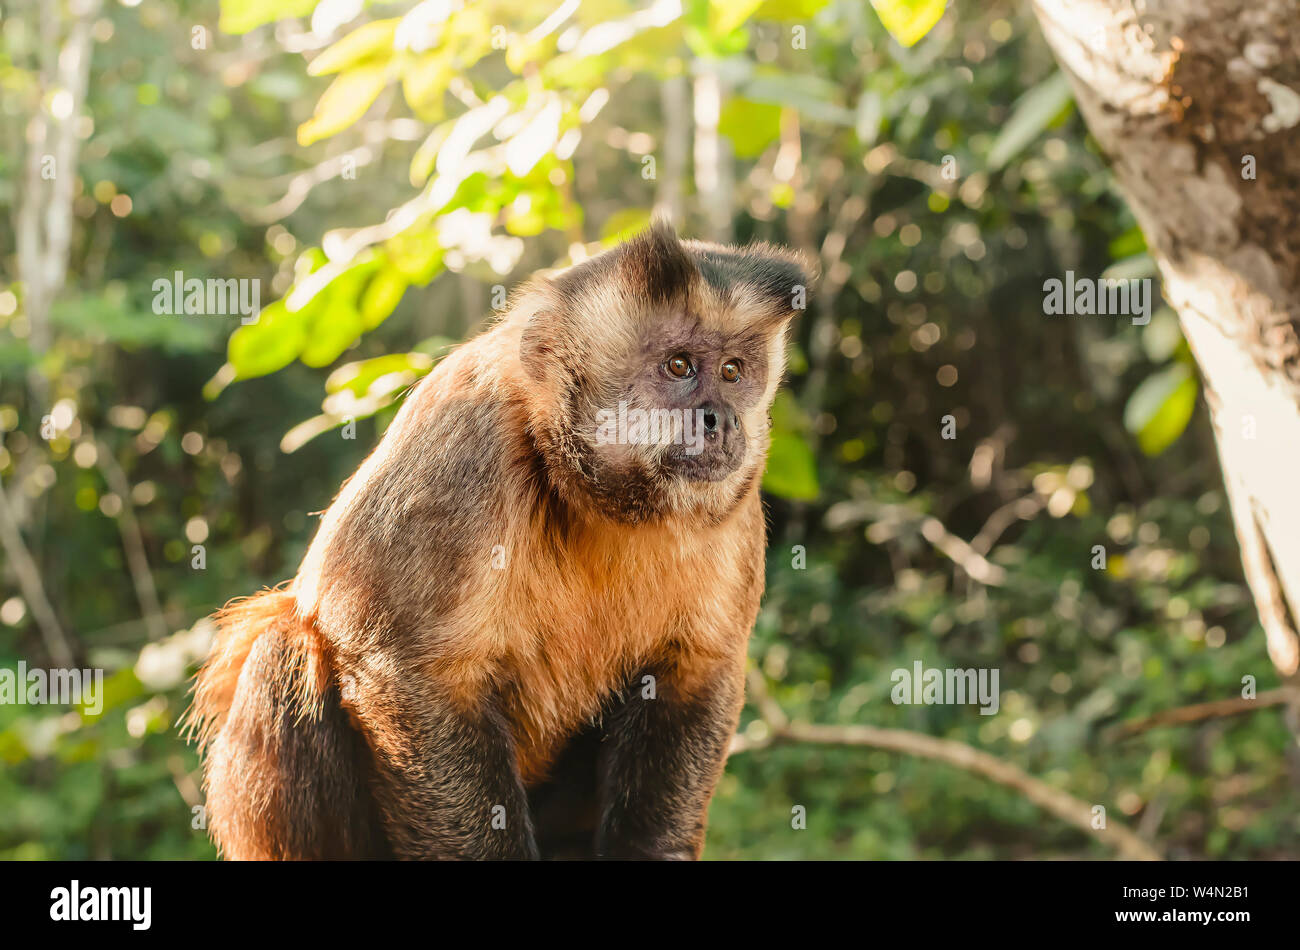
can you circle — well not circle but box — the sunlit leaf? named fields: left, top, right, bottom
left=869, top=0, right=947, bottom=48
left=987, top=70, right=1074, bottom=170
left=280, top=414, right=347, bottom=453
left=711, top=0, right=766, bottom=37
left=740, top=71, right=855, bottom=125
left=359, top=267, right=409, bottom=330
left=505, top=195, right=548, bottom=236
left=1124, top=362, right=1199, bottom=456
left=300, top=304, right=364, bottom=367
left=326, top=352, right=434, bottom=397
left=227, top=300, right=307, bottom=381
left=307, top=19, right=400, bottom=76
left=401, top=52, right=454, bottom=119
left=1141, top=309, right=1184, bottom=363
left=719, top=98, right=783, bottom=158
left=385, top=227, right=445, bottom=284
left=763, top=390, right=819, bottom=499
left=504, top=99, right=563, bottom=177
left=600, top=207, right=653, bottom=243
left=754, top=0, right=831, bottom=20
left=764, top=430, right=819, bottom=500
left=297, top=65, right=389, bottom=146
left=219, top=0, right=316, bottom=35
left=1102, top=253, right=1158, bottom=282
left=1108, top=224, right=1148, bottom=259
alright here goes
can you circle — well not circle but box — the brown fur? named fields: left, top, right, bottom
left=186, top=222, right=809, bottom=859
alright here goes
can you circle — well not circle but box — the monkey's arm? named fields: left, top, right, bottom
left=593, top=653, right=744, bottom=860
left=349, top=671, right=540, bottom=860
left=301, top=360, right=544, bottom=859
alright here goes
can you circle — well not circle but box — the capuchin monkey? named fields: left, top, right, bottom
left=185, top=220, right=810, bottom=860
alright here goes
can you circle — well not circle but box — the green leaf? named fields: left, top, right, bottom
left=711, top=0, right=766, bottom=37
left=739, top=71, right=855, bottom=125
left=326, top=353, right=434, bottom=398
left=1108, top=224, right=1148, bottom=259
left=226, top=300, right=307, bottom=381
left=1124, top=363, right=1199, bottom=456
left=599, top=208, right=653, bottom=243
left=359, top=266, right=409, bottom=330
left=401, top=52, right=454, bottom=120
left=763, top=429, right=820, bottom=500
left=987, top=70, right=1074, bottom=170
left=385, top=227, right=445, bottom=285
left=300, top=304, right=363, bottom=367
left=869, top=0, right=947, bottom=48
left=297, top=65, right=388, bottom=146
left=754, top=0, right=831, bottom=20
left=307, top=19, right=400, bottom=76
left=719, top=99, right=783, bottom=158
left=1140, top=309, right=1184, bottom=363
left=219, top=0, right=316, bottom=35
left=763, top=391, right=819, bottom=499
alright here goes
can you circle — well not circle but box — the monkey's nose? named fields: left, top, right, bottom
left=697, top=403, right=737, bottom=440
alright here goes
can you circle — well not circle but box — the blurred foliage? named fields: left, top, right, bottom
left=0, top=0, right=1296, bottom=861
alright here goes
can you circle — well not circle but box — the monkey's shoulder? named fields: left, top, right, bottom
left=298, top=338, right=537, bottom=625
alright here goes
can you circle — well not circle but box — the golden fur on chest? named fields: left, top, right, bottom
left=477, top=504, right=761, bottom=783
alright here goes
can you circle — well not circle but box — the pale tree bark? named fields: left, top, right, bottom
left=14, top=0, right=101, bottom=386
left=1031, top=0, right=1300, bottom=681
left=655, top=75, right=689, bottom=227
left=692, top=67, right=734, bottom=243
left=4, top=0, right=101, bottom=665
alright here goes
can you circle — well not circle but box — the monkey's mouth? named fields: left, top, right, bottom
left=663, top=438, right=745, bottom=482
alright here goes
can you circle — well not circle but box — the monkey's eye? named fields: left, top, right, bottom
left=720, top=359, right=742, bottom=382
left=665, top=354, right=695, bottom=378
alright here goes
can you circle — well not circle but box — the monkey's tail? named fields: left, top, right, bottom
left=184, top=584, right=390, bottom=859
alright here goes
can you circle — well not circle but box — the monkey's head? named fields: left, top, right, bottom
left=516, top=221, right=810, bottom=525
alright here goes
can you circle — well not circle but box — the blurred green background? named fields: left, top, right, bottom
left=1, top=0, right=1296, bottom=860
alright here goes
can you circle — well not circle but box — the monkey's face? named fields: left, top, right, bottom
left=616, top=313, right=773, bottom=485
left=520, top=222, right=809, bottom=525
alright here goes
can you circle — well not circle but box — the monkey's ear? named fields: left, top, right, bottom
left=687, top=241, right=815, bottom=330
left=762, top=247, right=814, bottom=328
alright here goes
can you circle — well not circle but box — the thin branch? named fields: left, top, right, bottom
left=970, top=493, right=1045, bottom=556
left=733, top=672, right=1162, bottom=861
left=0, top=474, right=74, bottom=666
left=1105, top=687, right=1300, bottom=742
left=95, top=438, right=167, bottom=643
left=825, top=497, right=1007, bottom=587
left=919, top=516, right=1008, bottom=586
left=167, top=755, right=203, bottom=811
left=248, top=144, right=378, bottom=224
left=240, top=119, right=424, bottom=224
left=746, top=668, right=788, bottom=731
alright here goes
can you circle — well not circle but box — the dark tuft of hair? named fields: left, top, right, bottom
left=689, top=244, right=810, bottom=310
left=616, top=217, right=698, bottom=306
left=546, top=217, right=696, bottom=311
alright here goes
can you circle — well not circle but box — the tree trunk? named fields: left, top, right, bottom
left=1031, top=0, right=1300, bottom=679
